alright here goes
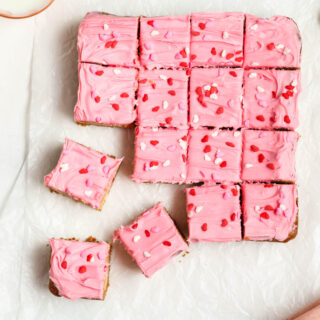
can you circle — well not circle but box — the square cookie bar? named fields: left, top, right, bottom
left=242, top=183, right=298, bottom=242
left=137, top=69, right=188, bottom=128
left=186, top=184, right=241, bottom=243
left=74, top=63, right=137, bottom=127
left=187, top=129, right=242, bottom=183
left=244, top=14, right=301, bottom=68
left=140, top=15, right=190, bottom=68
left=114, top=203, right=188, bottom=277
left=243, top=69, right=300, bottom=130
left=190, top=12, right=244, bottom=67
left=44, top=139, right=123, bottom=210
left=49, top=237, right=111, bottom=300
left=132, top=127, right=188, bottom=184
left=78, top=12, right=139, bottom=67
left=189, top=68, right=243, bottom=128
left=241, top=130, right=299, bottom=183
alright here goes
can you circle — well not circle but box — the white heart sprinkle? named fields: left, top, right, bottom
left=211, top=131, right=218, bottom=137
left=280, top=204, right=286, bottom=210
left=163, top=160, right=170, bottom=167
left=204, top=154, right=211, bottom=161
left=60, top=163, right=69, bottom=172
left=196, top=206, right=203, bottom=213
left=103, top=24, right=109, bottom=31
left=291, top=80, right=297, bottom=86
left=221, top=50, right=226, bottom=58
left=255, top=205, right=260, bottom=212
left=149, top=165, right=158, bottom=171
left=159, top=74, right=167, bottom=80
left=234, top=131, right=241, bottom=137
left=251, top=24, right=258, bottom=30
left=109, top=95, right=116, bottom=101
left=188, top=212, right=193, bottom=218
left=283, top=48, right=291, bottom=55
left=151, top=30, right=159, bottom=36
left=251, top=62, right=259, bottom=66
left=180, top=173, right=186, bottom=179
left=178, top=139, right=187, bottom=150
left=222, top=31, right=229, bottom=39
left=204, top=85, right=211, bottom=91
left=85, top=190, right=93, bottom=197
left=114, top=69, right=121, bottom=75
left=140, top=142, right=146, bottom=151
left=152, top=127, right=159, bottom=132
left=163, top=100, right=168, bottom=109
left=249, top=72, right=257, bottom=78
left=133, top=235, right=141, bottom=243
left=193, top=114, right=199, bottom=123
left=215, top=158, right=222, bottom=165
left=276, top=44, right=284, bottom=49
left=245, top=163, right=253, bottom=168
left=257, top=86, right=265, bottom=93
left=212, top=83, right=218, bottom=87
left=185, top=47, right=190, bottom=54
left=210, top=93, right=218, bottom=100
left=144, top=251, right=151, bottom=258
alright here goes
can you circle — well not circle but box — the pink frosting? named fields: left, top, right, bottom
left=190, top=12, right=244, bottom=67
left=49, top=239, right=111, bottom=300
left=137, top=69, right=189, bottom=128
left=78, top=12, right=139, bottom=67
left=244, top=14, right=301, bottom=68
left=186, top=184, right=241, bottom=243
left=114, top=203, right=188, bottom=278
left=242, top=183, right=298, bottom=241
left=187, top=129, right=242, bottom=183
left=139, top=15, right=190, bottom=68
left=189, top=67, right=243, bottom=128
left=243, top=69, right=300, bottom=130
left=241, top=130, right=298, bottom=182
left=44, top=139, right=123, bottom=209
left=132, top=127, right=188, bottom=183
left=74, top=63, right=137, bottom=126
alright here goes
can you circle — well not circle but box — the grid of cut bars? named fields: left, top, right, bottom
left=75, top=12, right=301, bottom=242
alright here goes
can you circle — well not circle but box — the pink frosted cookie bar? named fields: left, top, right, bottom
left=74, top=63, right=137, bottom=127
left=140, top=15, right=190, bottom=68
left=78, top=12, right=139, bottom=67
left=44, top=138, right=123, bottom=210
left=189, top=68, right=243, bottom=128
left=132, top=127, right=188, bottom=184
left=49, top=238, right=111, bottom=300
left=243, top=69, right=300, bottom=130
left=187, top=129, right=242, bottom=183
left=242, top=183, right=298, bottom=242
left=241, top=130, right=298, bottom=183
left=244, top=14, right=301, bottom=68
left=186, top=184, right=241, bottom=243
left=137, top=69, right=188, bottom=128
left=190, top=12, right=244, bottom=67
left=114, top=203, right=188, bottom=277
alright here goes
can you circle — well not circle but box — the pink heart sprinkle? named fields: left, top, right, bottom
left=141, top=54, right=149, bottom=61
left=206, top=21, right=213, bottom=28
left=283, top=209, right=289, bottom=217
left=80, top=251, right=86, bottom=258
left=178, top=103, right=186, bottom=110
left=65, top=247, right=71, bottom=254
left=258, top=100, right=268, bottom=108
left=98, top=34, right=108, bottom=42
left=87, top=165, right=95, bottom=172
left=95, top=117, right=102, bottom=122
left=167, top=145, right=177, bottom=152
left=279, top=191, right=285, bottom=199
left=91, top=91, right=97, bottom=99
left=244, top=120, right=250, bottom=127
left=227, top=99, right=235, bottom=108
left=218, top=68, right=225, bottom=76
left=258, top=131, right=267, bottom=138
left=97, top=252, right=106, bottom=261
left=89, top=65, right=97, bottom=74
left=153, top=21, right=160, bottom=28
left=216, top=150, right=224, bottom=158
left=144, top=162, right=150, bottom=171
left=112, top=31, right=120, bottom=38
left=275, top=208, right=282, bottom=215
left=143, top=210, right=151, bottom=216
left=208, top=58, right=215, bottom=65
left=103, top=165, right=110, bottom=174
left=175, top=53, right=183, bottom=60
left=286, top=135, right=292, bottom=142
left=144, top=43, right=151, bottom=50
left=203, top=35, right=212, bottom=41
left=86, top=179, right=93, bottom=187
left=255, top=93, right=264, bottom=100
left=164, top=31, right=172, bottom=39
left=151, top=227, right=161, bottom=233
left=199, top=170, right=205, bottom=178
left=223, top=191, right=231, bottom=200
left=62, top=149, right=70, bottom=155
left=149, top=53, right=157, bottom=61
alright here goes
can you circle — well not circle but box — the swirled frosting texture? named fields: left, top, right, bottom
left=49, top=239, right=111, bottom=300
left=74, top=63, right=137, bottom=126
left=139, top=15, right=190, bottom=68
left=132, top=127, right=188, bottom=184
left=242, top=184, right=298, bottom=241
left=241, top=130, right=298, bottom=182
left=137, top=69, right=189, bottom=128
left=186, top=185, right=241, bottom=243
left=190, top=12, right=244, bottom=67
left=244, top=14, right=301, bottom=68
left=114, top=203, right=188, bottom=278
left=243, top=69, right=300, bottom=130
left=187, top=129, right=242, bottom=183
left=189, top=67, right=243, bottom=128
left=44, top=139, right=122, bottom=209
left=78, top=12, right=139, bottom=67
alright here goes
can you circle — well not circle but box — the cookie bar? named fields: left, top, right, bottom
left=44, top=139, right=123, bottom=210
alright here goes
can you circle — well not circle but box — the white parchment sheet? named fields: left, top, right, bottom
left=0, top=0, right=320, bottom=319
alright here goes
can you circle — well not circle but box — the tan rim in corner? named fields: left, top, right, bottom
left=0, top=0, right=55, bottom=19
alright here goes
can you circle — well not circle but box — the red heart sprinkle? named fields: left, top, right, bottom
left=264, top=184, right=273, bottom=188
left=220, top=161, right=227, bottom=168
left=191, top=54, right=197, bottom=61
left=142, top=94, right=148, bottom=102
left=282, top=92, right=290, bottom=99
left=285, top=85, right=295, bottom=90
left=235, top=57, right=243, bottom=62
left=168, top=90, right=176, bottom=96
left=190, top=189, right=196, bottom=196
left=284, top=115, right=291, bottom=123
left=140, top=78, right=147, bottom=84
left=250, top=145, right=259, bottom=152
left=152, top=106, right=160, bottom=112
left=258, top=153, right=265, bottom=163
left=216, top=107, right=224, bottom=114
left=79, top=168, right=88, bottom=174
left=231, top=188, right=238, bottom=196
left=112, top=104, right=119, bottom=111
left=191, top=30, right=200, bottom=36
left=203, top=145, right=211, bottom=153
left=94, top=96, right=101, bottom=103
left=226, top=53, right=234, bottom=60
left=86, top=254, right=93, bottom=262
left=182, top=154, right=186, bottom=162
left=95, top=70, right=104, bottom=76
left=230, top=213, right=236, bottom=221
left=179, top=62, right=188, bottom=67
left=266, top=43, right=275, bottom=50
left=131, top=223, right=138, bottom=229
left=100, top=156, right=106, bottom=164
left=195, top=86, right=203, bottom=96
left=199, top=22, right=206, bottom=30
left=79, top=266, right=87, bottom=274
left=165, top=117, right=173, bottom=124
left=225, top=142, right=235, bottom=148
left=187, top=203, right=194, bottom=211
left=235, top=50, right=242, bottom=55
left=265, top=205, right=274, bottom=211
left=150, top=140, right=159, bottom=146
left=260, top=212, right=270, bottom=219
left=61, top=261, right=67, bottom=269
left=180, top=48, right=187, bottom=58
left=211, top=47, right=217, bottom=55
left=221, top=219, right=228, bottom=227
left=120, top=92, right=129, bottom=98
left=147, top=20, right=154, bottom=27
left=287, top=90, right=294, bottom=97
left=163, top=241, right=171, bottom=246
left=210, top=86, right=218, bottom=94
left=220, top=185, right=228, bottom=189
left=272, top=91, right=277, bottom=99
left=201, top=135, right=209, bottom=143
left=256, top=115, right=265, bottom=121
left=182, top=135, right=187, bottom=141
left=229, top=71, right=237, bottom=77
left=111, top=40, right=118, bottom=48
left=150, top=161, right=159, bottom=167
left=151, top=83, right=156, bottom=89
left=267, top=163, right=275, bottom=170
left=145, top=230, right=150, bottom=237
left=201, top=223, right=208, bottom=231
left=105, top=41, right=112, bottom=48
left=166, top=78, right=173, bottom=86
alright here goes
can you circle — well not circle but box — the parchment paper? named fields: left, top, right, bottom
left=0, top=0, right=320, bottom=319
